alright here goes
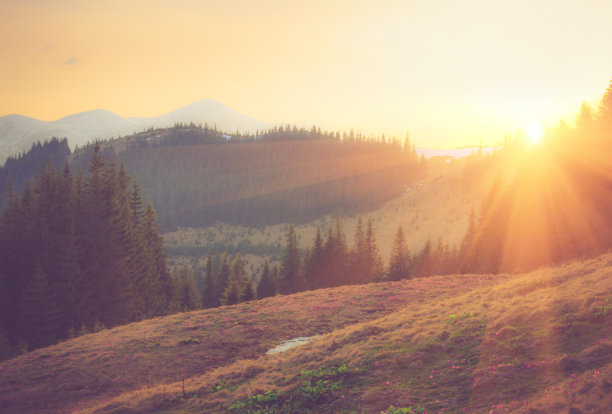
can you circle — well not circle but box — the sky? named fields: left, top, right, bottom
left=1, top=0, right=611, bottom=148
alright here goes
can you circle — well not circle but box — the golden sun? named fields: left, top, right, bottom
left=527, top=124, right=542, bottom=145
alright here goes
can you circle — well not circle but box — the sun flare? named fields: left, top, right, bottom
left=527, top=124, right=542, bottom=145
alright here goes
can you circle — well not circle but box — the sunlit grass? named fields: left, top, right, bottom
left=3, top=254, right=612, bottom=413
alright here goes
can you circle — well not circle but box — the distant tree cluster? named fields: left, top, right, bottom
left=187, top=215, right=464, bottom=310
left=0, top=144, right=175, bottom=358
left=125, top=123, right=380, bottom=149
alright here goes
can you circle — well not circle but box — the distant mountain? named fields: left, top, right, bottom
left=135, top=100, right=273, bottom=133
left=0, top=100, right=273, bottom=163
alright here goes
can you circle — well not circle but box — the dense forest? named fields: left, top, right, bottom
left=0, top=138, right=71, bottom=210
left=72, top=125, right=427, bottom=229
left=0, top=145, right=176, bottom=358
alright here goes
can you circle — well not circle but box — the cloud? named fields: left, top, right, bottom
left=64, top=56, right=79, bottom=65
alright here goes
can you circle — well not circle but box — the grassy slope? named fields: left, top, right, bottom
left=2, top=254, right=612, bottom=413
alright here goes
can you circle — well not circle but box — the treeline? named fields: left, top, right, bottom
left=0, top=145, right=177, bottom=359
left=183, top=217, right=462, bottom=310
left=0, top=138, right=71, bottom=210
left=166, top=239, right=282, bottom=260
left=125, top=123, right=386, bottom=149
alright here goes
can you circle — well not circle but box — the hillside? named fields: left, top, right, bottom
left=78, top=131, right=426, bottom=229
left=164, top=155, right=479, bottom=275
left=2, top=253, right=612, bottom=413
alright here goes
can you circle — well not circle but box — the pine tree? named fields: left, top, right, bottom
left=598, top=78, right=612, bottom=125
left=175, top=265, right=201, bottom=311
left=203, top=254, right=219, bottom=308
left=257, top=260, right=276, bottom=299
left=459, top=208, right=478, bottom=273
left=242, top=278, right=255, bottom=302
left=320, top=217, right=350, bottom=287
left=222, top=279, right=241, bottom=306
left=350, top=217, right=367, bottom=283
left=280, top=223, right=301, bottom=294
left=363, top=218, right=384, bottom=282
left=216, top=254, right=231, bottom=300
left=140, top=198, right=175, bottom=316
left=416, top=239, right=433, bottom=276
left=0, top=178, right=26, bottom=344
left=305, top=228, right=324, bottom=289
left=386, top=226, right=412, bottom=281
left=78, top=142, right=110, bottom=327
left=230, top=255, right=254, bottom=303
left=18, top=268, right=60, bottom=350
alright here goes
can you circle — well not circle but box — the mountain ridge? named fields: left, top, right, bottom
left=0, top=100, right=274, bottom=163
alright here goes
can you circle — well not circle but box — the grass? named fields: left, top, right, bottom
left=2, top=253, right=612, bottom=413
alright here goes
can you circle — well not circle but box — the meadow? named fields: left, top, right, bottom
left=2, top=253, right=612, bottom=413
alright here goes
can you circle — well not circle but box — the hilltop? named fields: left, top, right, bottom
left=2, top=253, right=612, bottom=413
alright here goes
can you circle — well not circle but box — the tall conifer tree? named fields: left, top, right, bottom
left=280, top=223, right=301, bottom=294
left=386, top=225, right=412, bottom=281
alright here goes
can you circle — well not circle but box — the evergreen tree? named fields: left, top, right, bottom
left=598, top=78, right=612, bottom=124
left=319, top=217, right=350, bottom=287
left=0, top=178, right=27, bottom=344
left=242, top=278, right=255, bottom=302
left=257, top=260, right=276, bottom=299
left=216, top=254, right=231, bottom=300
left=363, top=218, right=384, bottom=282
left=203, top=254, right=219, bottom=308
left=350, top=216, right=367, bottom=283
left=176, top=265, right=202, bottom=311
left=271, top=264, right=281, bottom=293
left=18, top=268, right=61, bottom=350
left=222, top=279, right=241, bottom=306
left=230, top=255, right=254, bottom=303
left=416, top=239, right=433, bottom=276
left=459, top=208, right=478, bottom=273
left=140, top=198, right=175, bottom=316
left=305, top=228, right=324, bottom=289
left=280, top=223, right=301, bottom=294
left=386, top=225, right=412, bottom=281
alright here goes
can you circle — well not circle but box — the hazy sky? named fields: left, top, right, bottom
left=1, top=0, right=611, bottom=147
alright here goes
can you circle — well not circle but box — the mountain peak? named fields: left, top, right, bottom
left=53, top=109, right=123, bottom=124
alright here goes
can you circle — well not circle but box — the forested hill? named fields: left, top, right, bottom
left=72, top=125, right=427, bottom=229
left=0, top=138, right=71, bottom=208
